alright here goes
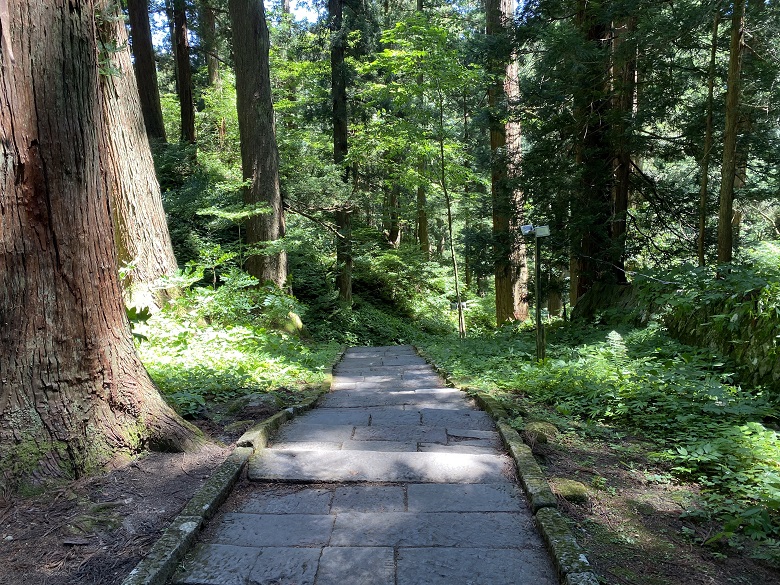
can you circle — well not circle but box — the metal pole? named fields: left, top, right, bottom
left=535, top=234, right=545, bottom=360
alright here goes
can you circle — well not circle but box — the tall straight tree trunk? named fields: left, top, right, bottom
left=201, top=0, right=220, bottom=87
left=717, top=0, right=745, bottom=264
left=486, top=0, right=528, bottom=324
left=173, top=0, right=196, bottom=143
left=98, top=1, right=179, bottom=309
left=416, top=0, right=430, bottom=259
left=572, top=0, right=613, bottom=301
left=0, top=0, right=201, bottom=491
left=229, top=0, right=288, bottom=287
left=699, top=10, right=720, bottom=266
left=330, top=0, right=352, bottom=303
left=610, top=16, right=636, bottom=283
left=127, top=0, right=167, bottom=141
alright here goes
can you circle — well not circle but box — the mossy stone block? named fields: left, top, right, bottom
left=524, top=421, right=558, bottom=444
left=535, top=507, right=592, bottom=577
left=566, top=571, right=601, bottom=585
left=551, top=478, right=589, bottom=504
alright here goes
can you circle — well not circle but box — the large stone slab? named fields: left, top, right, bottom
left=368, top=409, right=422, bottom=426
left=295, top=408, right=371, bottom=426
left=421, top=408, right=495, bottom=431
left=237, top=487, right=333, bottom=515
left=331, top=486, right=405, bottom=513
left=319, top=390, right=461, bottom=409
left=396, top=547, right=557, bottom=585
left=213, top=513, right=333, bottom=547
left=406, top=483, right=525, bottom=512
left=172, top=544, right=259, bottom=585
left=248, top=450, right=512, bottom=483
left=316, top=547, right=395, bottom=585
left=352, top=425, right=447, bottom=444
left=340, top=440, right=417, bottom=452
left=330, top=512, right=537, bottom=547
left=273, top=424, right=355, bottom=443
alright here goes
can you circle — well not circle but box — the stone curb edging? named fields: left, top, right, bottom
left=121, top=347, right=347, bottom=585
left=413, top=346, right=599, bottom=585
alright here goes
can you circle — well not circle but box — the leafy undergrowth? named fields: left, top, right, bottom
left=419, top=321, right=780, bottom=576
left=135, top=285, right=342, bottom=427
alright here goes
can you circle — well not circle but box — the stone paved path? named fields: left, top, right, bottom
left=173, top=346, right=557, bottom=585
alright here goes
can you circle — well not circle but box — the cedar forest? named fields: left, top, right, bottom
left=1, top=0, right=780, bottom=582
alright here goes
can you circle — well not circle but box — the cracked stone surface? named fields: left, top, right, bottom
left=172, top=345, right=557, bottom=585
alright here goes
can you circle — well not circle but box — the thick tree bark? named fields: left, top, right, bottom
left=699, top=10, right=720, bottom=266
left=98, top=1, right=179, bottom=309
left=173, top=0, right=196, bottom=143
left=717, top=0, right=745, bottom=264
left=127, top=0, right=167, bottom=142
left=0, top=0, right=202, bottom=491
left=229, top=0, right=288, bottom=287
left=486, top=0, right=529, bottom=324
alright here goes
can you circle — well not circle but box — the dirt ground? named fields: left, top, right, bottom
left=532, top=423, right=780, bottom=585
left=0, top=435, right=234, bottom=585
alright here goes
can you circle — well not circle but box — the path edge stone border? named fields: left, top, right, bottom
left=414, top=345, right=600, bottom=585
left=121, top=347, right=347, bottom=585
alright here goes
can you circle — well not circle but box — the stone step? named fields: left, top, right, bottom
left=247, top=449, right=513, bottom=484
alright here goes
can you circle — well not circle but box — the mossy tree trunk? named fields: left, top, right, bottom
left=0, top=0, right=203, bottom=492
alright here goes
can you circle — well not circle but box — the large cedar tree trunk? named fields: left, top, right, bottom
left=717, top=0, right=746, bottom=264
left=486, top=0, right=529, bottom=324
left=127, top=0, right=167, bottom=142
left=98, top=1, right=179, bottom=308
left=173, top=0, right=196, bottom=143
left=0, top=0, right=202, bottom=491
left=330, top=0, right=352, bottom=303
left=610, top=16, right=636, bottom=284
left=229, top=0, right=288, bottom=287
left=571, top=0, right=613, bottom=302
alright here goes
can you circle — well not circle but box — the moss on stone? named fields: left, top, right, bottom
left=524, top=421, right=559, bottom=444
left=552, top=478, right=590, bottom=503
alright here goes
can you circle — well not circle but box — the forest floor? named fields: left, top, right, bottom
left=532, top=417, right=780, bottom=585
left=0, top=410, right=253, bottom=585
left=1, top=400, right=778, bottom=585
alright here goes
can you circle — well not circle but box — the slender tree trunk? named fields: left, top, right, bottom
left=229, top=0, right=288, bottom=287
left=127, top=0, right=167, bottom=142
left=486, top=0, right=528, bottom=324
left=335, top=208, right=353, bottom=304
left=717, top=0, right=745, bottom=264
left=610, top=16, right=636, bottom=283
left=98, top=1, right=180, bottom=309
left=415, top=0, right=430, bottom=259
left=388, top=185, right=401, bottom=248
left=201, top=1, right=220, bottom=87
left=699, top=10, right=720, bottom=266
left=330, top=0, right=352, bottom=303
left=0, top=0, right=202, bottom=492
left=173, top=0, right=196, bottom=143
